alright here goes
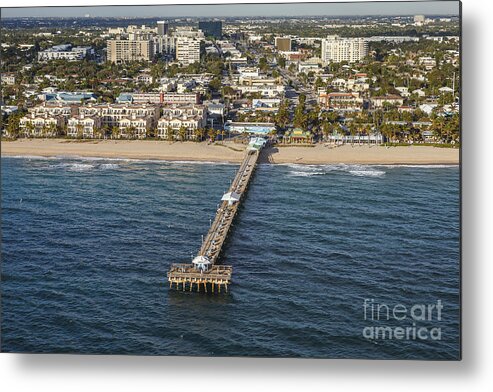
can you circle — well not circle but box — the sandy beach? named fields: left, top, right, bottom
left=1, top=139, right=459, bottom=165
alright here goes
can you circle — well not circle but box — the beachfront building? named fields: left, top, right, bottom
left=282, top=128, right=313, bottom=144
left=321, top=35, right=368, bottom=65
left=78, top=103, right=160, bottom=129
left=118, top=116, right=154, bottom=139
left=67, top=115, right=103, bottom=138
left=19, top=112, right=65, bottom=137
left=157, top=116, right=204, bottom=140
left=157, top=104, right=207, bottom=139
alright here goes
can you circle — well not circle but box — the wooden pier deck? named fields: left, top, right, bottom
left=167, top=146, right=261, bottom=293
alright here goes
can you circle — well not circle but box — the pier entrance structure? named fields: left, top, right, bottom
left=167, top=138, right=266, bottom=293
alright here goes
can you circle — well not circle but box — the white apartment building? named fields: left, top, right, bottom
left=19, top=113, right=65, bottom=137
left=28, top=103, right=75, bottom=118
left=38, top=45, right=94, bottom=61
left=157, top=104, right=207, bottom=139
left=78, top=103, right=160, bottom=128
left=321, top=35, right=368, bottom=65
left=118, top=116, right=153, bottom=139
left=157, top=116, right=204, bottom=139
left=161, top=104, right=206, bottom=122
left=67, top=115, right=102, bottom=138
left=175, top=37, right=201, bottom=65
left=235, top=84, right=285, bottom=98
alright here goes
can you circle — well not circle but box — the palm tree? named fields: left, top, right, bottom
left=111, top=126, right=120, bottom=140
left=76, top=123, right=84, bottom=139
left=166, top=125, right=175, bottom=143
left=47, top=122, right=57, bottom=138
left=24, top=122, right=35, bottom=138
left=178, top=125, right=187, bottom=142
left=194, top=127, right=205, bottom=141
left=207, top=128, right=217, bottom=142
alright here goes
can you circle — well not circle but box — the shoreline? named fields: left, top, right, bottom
left=1, top=139, right=460, bottom=165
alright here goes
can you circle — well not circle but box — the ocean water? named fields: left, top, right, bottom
left=1, top=156, right=460, bottom=359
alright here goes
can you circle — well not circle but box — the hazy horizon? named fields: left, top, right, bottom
left=1, top=1, right=460, bottom=18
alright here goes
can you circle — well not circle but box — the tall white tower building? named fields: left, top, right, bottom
left=321, top=35, right=368, bottom=65
left=175, top=37, right=201, bottom=65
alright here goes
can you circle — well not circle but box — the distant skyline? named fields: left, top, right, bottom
left=2, top=1, right=460, bottom=18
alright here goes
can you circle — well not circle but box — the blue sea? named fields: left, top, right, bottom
left=1, top=156, right=460, bottom=359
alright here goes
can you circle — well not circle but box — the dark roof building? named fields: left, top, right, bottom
left=198, top=21, right=222, bottom=39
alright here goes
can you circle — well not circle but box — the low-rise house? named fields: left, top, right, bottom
left=418, top=56, right=437, bottom=70
left=282, top=128, right=313, bottom=144
left=298, top=61, right=321, bottom=74
left=235, top=84, right=285, bottom=98
left=370, top=94, right=404, bottom=108
left=419, top=103, right=438, bottom=115
left=438, top=86, right=454, bottom=94
left=252, top=98, right=281, bottom=112
left=1, top=73, right=16, bottom=85
left=411, top=88, right=426, bottom=98
left=347, top=77, right=370, bottom=92
left=134, top=73, right=154, bottom=85
left=329, top=78, right=347, bottom=90
left=395, top=87, right=410, bottom=97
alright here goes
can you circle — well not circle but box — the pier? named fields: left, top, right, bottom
left=167, top=138, right=266, bottom=293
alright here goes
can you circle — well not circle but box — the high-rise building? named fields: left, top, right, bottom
left=175, top=37, right=201, bottom=65
left=198, top=21, right=222, bottom=39
left=157, top=21, right=168, bottom=36
left=321, top=35, right=368, bottom=65
left=414, top=15, right=426, bottom=25
left=275, top=37, right=292, bottom=52
left=107, top=39, right=154, bottom=63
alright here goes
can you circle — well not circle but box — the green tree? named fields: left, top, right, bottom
left=178, top=125, right=187, bottom=141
